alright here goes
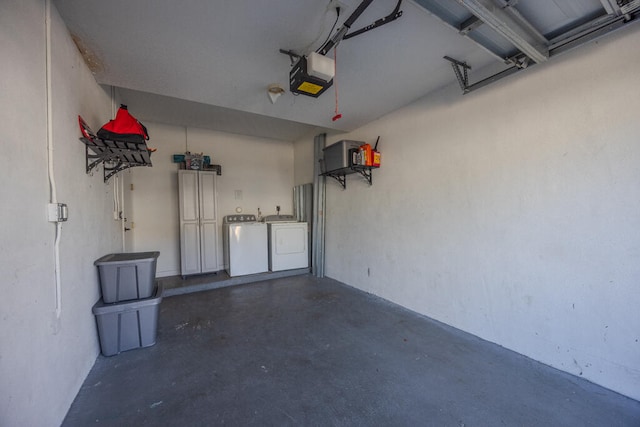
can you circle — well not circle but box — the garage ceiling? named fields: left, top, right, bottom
left=53, top=0, right=639, bottom=141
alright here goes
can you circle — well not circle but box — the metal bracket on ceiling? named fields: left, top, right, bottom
left=444, top=56, right=472, bottom=94
left=444, top=55, right=529, bottom=95
left=279, top=49, right=301, bottom=66
left=280, top=0, right=403, bottom=73
left=456, top=0, right=549, bottom=63
left=602, top=0, right=640, bottom=16
left=458, top=15, right=483, bottom=36
left=342, top=0, right=404, bottom=41
left=316, top=0, right=404, bottom=55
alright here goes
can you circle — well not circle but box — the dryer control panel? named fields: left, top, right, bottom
left=263, top=214, right=296, bottom=223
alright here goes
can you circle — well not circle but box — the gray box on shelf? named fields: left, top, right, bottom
left=322, top=140, right=363, bottom=173
left=94, top=251, right=160, bottom=303
left=92, top=285, right=163, bottom=356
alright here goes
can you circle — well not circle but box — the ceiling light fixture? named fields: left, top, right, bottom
left=267, top=84, right=285, bottom=104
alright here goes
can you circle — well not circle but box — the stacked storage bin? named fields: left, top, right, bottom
left=92, top=252, right=162, bottom=356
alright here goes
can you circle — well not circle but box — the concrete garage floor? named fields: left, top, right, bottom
left=63, top=275, right=640, bottom=426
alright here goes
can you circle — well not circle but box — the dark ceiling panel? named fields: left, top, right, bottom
left=516, top=0, right=607, bottom=38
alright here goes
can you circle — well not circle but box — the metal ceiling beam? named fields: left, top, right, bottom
left=600, top=0, right=621, bottom=15
left=601, top=0, right=640, bottom=15
left=455, top=0, right=549, bottom=63
left=497, top=0, right=548, bottom=46
left=617, top=0, right=640, bottom=14
left=447, top=8, right=640, bottom=95
left=548, top=13, right=628, bottom=56
left=458, top=15, right=483, bottom=35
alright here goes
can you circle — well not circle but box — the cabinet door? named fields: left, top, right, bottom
left=179, top=171, right=201, bottom=275
left=181, top=222, right=202, bottom=275
left=200, top=221, right=218, bottom=273
left=198, top=171, right=218, bottom=273
left=198, top=171, right=217, bottom=222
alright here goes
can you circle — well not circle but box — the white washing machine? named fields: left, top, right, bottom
left=264, top=215, right=309, bottom=272
left=223, top=215, right=268, bottom=277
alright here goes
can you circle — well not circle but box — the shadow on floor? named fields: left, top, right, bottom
left=158, top=268, right=310, bottom=297
left=64, top=275, right=640, bottom=426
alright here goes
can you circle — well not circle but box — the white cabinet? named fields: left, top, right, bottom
left=178, top=170, right=219, bottom=276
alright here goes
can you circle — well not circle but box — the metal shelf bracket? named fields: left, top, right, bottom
left=78, top=116, right=153, bottom=183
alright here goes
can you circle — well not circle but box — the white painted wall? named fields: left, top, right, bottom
left=124, top=123, right=181, bottom=276
left=128, top=124, right=294, bottom=276
left=0, top=1, right=121, bottom=425
left=294, top=28, right=640, bottom=400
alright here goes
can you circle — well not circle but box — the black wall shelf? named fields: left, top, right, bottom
left=78, top=116, right=153, bottom=183
left=321, top=165, right=378, bottom=189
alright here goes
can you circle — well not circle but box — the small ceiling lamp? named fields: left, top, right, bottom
left=268, top=84, right=285, bottom=104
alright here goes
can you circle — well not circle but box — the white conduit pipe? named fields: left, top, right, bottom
left=45, top=0, right=62, bottom=320
left=110, top=86, right=126, bottom=252
left=120, top=175, right=125, bottom=252
left=111, top=87, right=118, bottom=222
left=113, top=175, right=120, bottom=219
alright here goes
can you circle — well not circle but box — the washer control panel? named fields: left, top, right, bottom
left=224, top=214, right=257, bottom=223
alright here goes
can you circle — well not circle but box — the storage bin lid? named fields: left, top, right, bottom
left=92, top=284, right=163, bottom=315
left=94, top=251, right=160, bottom=265
left=322, top=139, right=363, bottom=151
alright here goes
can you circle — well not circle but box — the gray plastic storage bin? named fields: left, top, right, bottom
left=92, top=285, right=163, bottom=356
left=322, top=140, right=363, bottom=172
left=94, top=251, right=160, bottom=303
